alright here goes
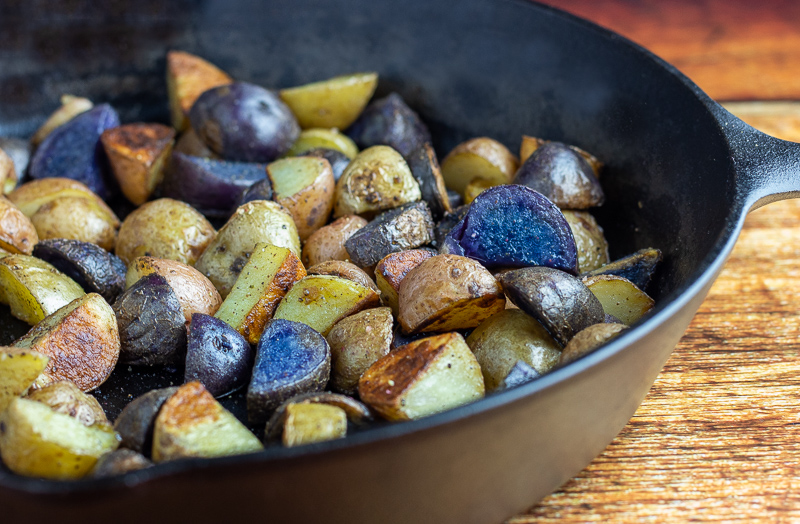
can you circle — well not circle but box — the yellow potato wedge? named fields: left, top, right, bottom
left=358, top=332, right=485, bottom=421
left=273, top=274, right=380, bottom=336
left=13, top=293, right=119, bottom=392
left=282, top=402, right=347, bottom=447
left=29, top=195, right=120, bottom=251
left=307, top=260, right=379, bottom=294
left=0, top=347, right=49, bottom=412
left=31, top=95, right=94, bottom=146
left=301, top=214, right=367, bottom=267
left=582, top=274, right=655, bottom=325
left=397, top=254, right=506, bottom=334
left=519, top=135, right=603, bottom=176
left=562, top=210, right=609, bottom=273
left=0, top=197, right=38, bottom=254
left=279, top=72, right=378, bottom=130
left=215, top=243, right=306, bottom=344
left=0, top=254, right=85, bottom=325
left=560, top=322, right=628, bottom=366
left=374, top=249, right=436, bottom=316
left=0, top=147, right=18, bottom=194
left=127, top=256, right=222, bottom=324
left=463, top=177, right=495, bottom=205
left=101, top=123, right=176, bottom=205
left=0, top=397, right=119, bottom=479
left=440, top=137, right=518, bottom=196
left=151, top=381, right=263, bottom=462
left=25, top=380, right=110, bottom=428
left=7, top=178, right=104, bottom=215
left=285, top=128, right=359, bottom=159
left=268, top=156, right=335, bottom=240
left=167, top=50, right=233, bottom=131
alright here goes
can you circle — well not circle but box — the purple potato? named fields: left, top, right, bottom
left=446, top=188, right=463, bottom=209
left=405, top=143, right=451, bottom=221
left=28, top=104, right=120, bottom=200
left=583, top=247, right=662, bottom=291
left=0, top=137, right=31, bottom=178
left=113, top=386, right=179, bottom=456
left=442, top=185, right=578, bottom=273
left=299, top=148, right=350, bottom=182
left=247, top=319, right=331, bottom=425
left=32, top=238, right=127, bottom=303
left=433, top=204, right=469, bottom=248
left=92, top=449, right=153, bottom=477
left=346, top=92, right=431, bottom=159
left=513, top=142, right=604, bottom=209
left=498, top=266, right=605, bottom=346
left=500, top=360, right=541, bottom=390
left=184, top=313, right=253, bottom=398
left=238, top=177, right=274, bottom=207
left=189, top=82, right=300, bottom=163
left=113, top=273, right=187, bottom=366
left=163, top=152, right=267, bottom=218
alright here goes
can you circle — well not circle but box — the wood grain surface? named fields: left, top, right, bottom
left=510, top=2, right=800, bottom=522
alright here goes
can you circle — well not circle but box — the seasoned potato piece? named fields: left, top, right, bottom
left=326, top=307, right=393, bottom=395
left=25, top=381, right=109, bottom=428
left=519, top=135, right=603, bottom=176
left=583, top=247, right=662, bottom=291
left=358, top=332, right=484, bottom=421
left=264, top=392, right=372, bottom=441
left=0, top=347, right=49, bottom=412
left=0, top=147, right=18, bottom=194
left=405, top=143, right=451, bottom=221
left=114, top=387, right=178, bottom=456
left=0, top=397, right=120, bottom=480
left=116, top=198, right=216, bottom=266
left=0, top=197, right=37, bottom=254
left=301, top=148, right=351, bottom=182
left=174, top=128, right=220, bottom=159
left=166, top=50, right=232, bottom=132
left=30, top=195, right=120, bottom=251
left=562, top=210, right=609, bottom=273
left=398, top=255, right=505, bottom=334
left=152, top=381, right=263, bottom=462
left=214, top=243, right=306, bottom=344
left=126, top=256, right=222, bottom=323
left=333, top=145, right=421, bottom=218
left=301, top=215, right=367, bottom=267
left=194, top=200, right=301, bottom=297
left=463, top=177, right=494, bottom=205
left=347, top=92, right=431, bottom=159
left=7, top=177, right=104, bottom=216
left=560, top=322, right=628, bottom=366
left=92, top=449, right=153, bottom=477
left=285, top=128, right=359, bottom=159
left=279, top=72, right=378, bottom=130
left=0, top=255, right=85, bottom=325
left=31, top=95, right=94, bottom=146
left=273, top=275, right=380, bottom=336
left=466, top=309, right=562, bottom=391
left=582, top=274, right=655, bottom=325
left=100, top=123, right=176, bottom=205
left=13, top=293, right=119, bottom=392
left=268, top=156, right=335, bottom=240
left=307, top=260, right=378, bottom=294
left=282, top=403, right=347, bottom=447
left=440, top=137, right=518, bottom=196
left=374, top=249, right=436, bottom=316
left=185, top=313, right=253, bottom=398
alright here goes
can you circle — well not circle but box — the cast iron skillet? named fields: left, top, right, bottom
left=1, top=0, right=799, bottom=522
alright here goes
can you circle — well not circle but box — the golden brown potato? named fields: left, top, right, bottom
left=0, top=147, right=18, bottom=194
left=0, top=197, right=38, bottom=254
left=562, top=210, right=609, bottom=273
left=25, top=380, right=110, bottom=428
left=374, top=249, right=436, bottom=316
left=559, top=322, right=628, bottom=366
left=116, top=198, right=216, bottom=266
left=333, top=145, right=421, bottom=218
left=166, top=50, right=232, bottom=131
left=30, top=95, right=94, bottom=146
left=101, top=123, right=176, bottom=205
left=307, top=260, right=379, bottom=294
left=282, top=402, right=347, bottom=447
left=358, top=332, right=485, bottom=421
left=440, top=137, right=519, bottom=196
left=214, top=243, right=306, bottom=344
left=13, top=293, right=119, bottom=392
left=151, top=381, right=263, bottom=462
left=301, top=214, right=367, bottom=267
left=326, top=306, right=393, bottom=395
left=398, top=254, right=506, bottom=334
left=519, top=135, right=603, bottom=176
left=285, top=128, right=359, bottom=159
left=29, top=195, right=119, bottom=251
left=7, top=178, right=102, bottom=216
left=126, top=256, right=222, bottom=323
left=463, top=177, right=495, bottom=205
left=582, top=274, right=655, bottom=325
left=174, top=128, right=220, bottom=158
left=268, top=156, right=335, bottom=240
left=0, top=347, right=49, bottom=412
left=279, top=72, right=378, bottom=130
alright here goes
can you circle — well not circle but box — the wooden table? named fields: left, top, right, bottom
left=511, top=1, right=800, bottom=521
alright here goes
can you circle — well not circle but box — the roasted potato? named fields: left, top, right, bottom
left=300, top=148, right=351, bottom=182
left=433, top=204, right=469, bottom=248
left=268, top=156, right=335, bottom=240
left=152, top=381, right=263, bottom=462
left=7, top=177, right=107, bottom=216
left=333, top=145, right=421, bottom=218
left=559, top=322, right=628, bottom=366
left=273, top=275, right=381, bottom=336
left=13, top=293, right=119, bottom=392
left=285, top=128, right=359, bottom=159
left=101, top=123, right=175, bottom=206
left=466, top=309, right=561, bottom=391
left=126, top=256, right=222, bottom=323
left=440, top=137, right=518, bottom=197
left=166, top=50, right=232, bottom=132
left=405, top=143, right=451, bottom=221
left=0, top=197, right=38, bottom=254
left=583, top=247, right=662, bottom=291
left=347, top=92, right=431, bottom=159
left=582, top=274, right=655, bottom=325
left=25, top=380, right=109, bottom=428
left=499, top=360, right=541, bottom=390
left=194, top=200, right=301, bottom=297
left=301, top=214, right=367, bottom=267
left=91, top=449, right=153, bottom=477
left=562, top=210, right=609, bottom=273
left=0, top=347, right=49, bottom=412
left=281, top=403, right=347, bottom=447
left=114, top=386, right=178, bottom=456
left=238, top=177, right=274, bottom=206
left=326, top=306, right=393, bottom=395
left=115, top=198, right=216, bottom=266
left=185, top=313, right=253, bottom=398
left=29, top=195, right=120, bottom=252
left=519, top=135, right=603, bottom=176
left=31, top=95, right=94, bottom=147
left=280, top=72, right=378, bottom=130
left=0, top=147, right=18, bottom=194
left=0, top=137, right=30, bottom=185
left=397, top=254, right=505, bottom=334
left=307, top=260, right=378, bottom=294
left=374, top=249, right=436, bottom=316
left=358, top=332, right=485, bottom=421
left=264, top=392, right=373, bottom=441
left=463, top=177, right=494, bottom=205
left=174, top=128, right=221, bottom=159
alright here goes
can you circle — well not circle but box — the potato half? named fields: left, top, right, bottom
left=440, top=137, right=518, bottom=196
left=0, top=347, right=49, bottom=412
left=166, top=50, right=232, bottom=132
left=25, top=380, right=110, bottom=428
left=582, top=274, right=655, bottom=325
left=0, top=197, right=38, bottom=254
left=268, top=156, right=335, bottom=240
left=7, top=178, right=106, bottom=216
left=30, top=195, right=120, bottom=251
left=279, top=72, right=378, bottom=130
left=31, top=95, right=94, bottom=146
left=285, top=128, right=359, bottom=159
left=282, top=403, right=347, bottom=447
left=301, top=214, right=367, bottom=267
left=374, top=249, right=436, bottom=316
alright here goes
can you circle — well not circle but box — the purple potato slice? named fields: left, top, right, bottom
left=184, top=313, right=253, bottom=398
left=113, top=386, right=179, bottom=456
left=346, top=92, right=431, bottom=159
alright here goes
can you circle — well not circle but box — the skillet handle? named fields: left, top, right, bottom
left=711, top=103, right=800, bottom=213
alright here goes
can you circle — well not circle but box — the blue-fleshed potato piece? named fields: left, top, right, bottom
left=28, top=104, right=120, bottom=200
left=513, top=142, right=604, bottom=209
left=163, top=152, right=267, bottom=218
left=189, top=82, right=300, bottom=163
left=500, top=361, right=541, bottom=390
left=442, top=185, right=578, bottom=273
left=185, top=313, right=253, bottom=398
left=247, top=319, right=331, bottom=425
left=346, top=93, right=431, bottom=159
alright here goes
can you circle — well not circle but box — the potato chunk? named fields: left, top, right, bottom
left=282, top=403, right=347, bottom=447
left=440, top=137, right=518, bottom=196
left=167, top=50, right=232, bottom=132
left=152, top=381, right=263, bottom=462
left=0, top=147, right=18, bottom=194
left=285, top=128, right=359, bottom=159
left=582, top=274, right=655, bottom=325
left=0, top=197, right=38, bottom=254
left=0, top=347, right=49, bottom=412
left=31, top=95, right=94, bottom=146
left=301, top=215, right=367, bottom=267
left=358, top=332, right=485, bottom=421
left=326, top=307, right=393, bottom=395
left=268, top=156, right=335, bottom=240
left=374, top=249, right=436, bottom=316
left=279, top=72, right=378, bottom=130
left=560, top=322, right=628, bottom=366
left=25, top=380, right=110, bottom=428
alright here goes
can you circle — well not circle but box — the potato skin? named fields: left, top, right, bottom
left=92, top=449, right=153, bottom=477
left=374, top=249, right=436, bottom=315
left=113, top=386, right=178, bottom=456
left=0, top=137, right=30, bottom=187
left=0, top=347, right=50, bottom=412
left=0, top=145, right=20, bottom=194
left=25, top=380, right=109, bottom=428
left=166, top=50, right=232, bottom=132
left=30, top=195, right=119, bottom=252
left=562, top=210, right=609, bottom=273
left=307, top=260, right=379, bottom=294
left=301, top=214, right=367, bottom=267
left=560, top=322, right=628, bottom=366
left=116, top=198, right=216, bottom=266
left=346, top=92, right=431, bottom=159
left=31, top=95, right=94, bottom=147
left=279, top=72, right=378, bottom=130
left=268, top=156, right=335, bottom=240
left=583, top=247, right=662, bottom=291
left=440, top=137, right=519, bottom=196
left=185, top=313, right=253, bottom=398
left=405, top=143, right=451, bottom=220
left=0, top=197, right=38, bottom=254
left=7, top=177, right=104, bottom=216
